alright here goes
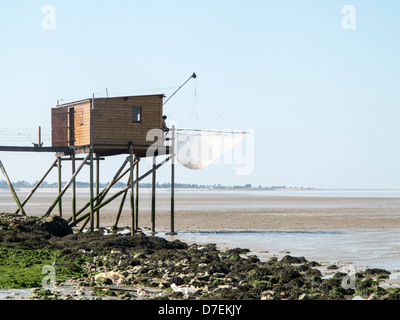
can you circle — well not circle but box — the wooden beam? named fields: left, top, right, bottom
left=151, top=155, right=157, bottom=234
left=0, top=146, right=72, bottom=153
left=0, top=160, right=26, bottom=216
left=96, top=156, right=100, bottom=229
left=166, top=126, right=177, bottom=235
left=89, top=148, right=94, bottom=231
left=112, top=171, right=131, bottom=230
left=129, top=142, right=135, bottom=235
left=71, top=154, right=76, bottom=223
left=58, top=157, right=62, bottom=217
left=135, top=158, right=140, bottom=230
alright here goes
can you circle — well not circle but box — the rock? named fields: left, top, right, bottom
left=364, top=268, right=391, bottom=276
left=207, top=262, right=229, bottom=275
left=134, top=253, right=146, bottom=259
left=368, top=293, right=379, bottom=300
left=225, top=248, right=251, bottom=255
left=41, top=215, right=73, bottom=237
left=306, top=261, right=322, bottom=267
left=95, top=276, right=113, bottom=285
left=261, top=290, right=274, bottom=300
left=171, top=283, right=200, bottom=295
left=196, top=274, right=210, bottom=282
left=278, top=268, right=303, bottom=284
left=76, top=288, right=85, bottom=296
left=280, top=255, right=308, bottom=264
left=111, top=249, right=123, bottom=256
left=137, top=288, right=150, bottom=296
left=95, top=271, right=125, bottom=284
left=298, top=293, right=310, bottom=300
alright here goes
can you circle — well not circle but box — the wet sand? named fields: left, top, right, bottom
left=1, top=189, right=399, bottom=232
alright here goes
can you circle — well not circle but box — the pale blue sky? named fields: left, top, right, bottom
left=0, top=1, right=399, bottom=188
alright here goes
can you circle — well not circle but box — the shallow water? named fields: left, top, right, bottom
left=164, top=228, right=400, bottom=272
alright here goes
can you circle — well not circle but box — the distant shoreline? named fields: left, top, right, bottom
left=0, top=180, right=310, bottom=191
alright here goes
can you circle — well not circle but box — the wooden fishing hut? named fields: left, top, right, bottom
left=0, top=94, right=177, bottom=236
left=49, top=93, right=176, bottom=235
left=51, top=94, right=166, bottom=157
left=0, top=73, right=196, bottom=235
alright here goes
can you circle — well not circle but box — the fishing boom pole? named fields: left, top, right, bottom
left=163, top=72, right=197, bottom=106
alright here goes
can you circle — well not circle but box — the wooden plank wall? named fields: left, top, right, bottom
left=73, top=101, right=91, bottom=146
left=51, top=107, right=69, bottom=147
left=92, top=95, right=163, bottom=149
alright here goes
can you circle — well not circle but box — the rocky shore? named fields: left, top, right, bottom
left=0, top=213, right=399, bottom=300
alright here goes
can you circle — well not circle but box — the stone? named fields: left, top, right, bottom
left=298, top=293, right=310, bottom=300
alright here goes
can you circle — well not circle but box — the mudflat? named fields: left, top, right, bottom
left=2, top=189, right=399, bottom=232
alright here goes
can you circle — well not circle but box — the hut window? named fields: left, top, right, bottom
left=132, top=106, right=141, bottom=123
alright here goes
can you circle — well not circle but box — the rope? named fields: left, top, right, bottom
left=194, top=94, right=235, bottom=128
left=176, top=128, right=249, bottom=135
left=0, top=128, right=51, bottom=145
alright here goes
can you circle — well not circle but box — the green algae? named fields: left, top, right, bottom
left=0, top=247, right=84, bottom=289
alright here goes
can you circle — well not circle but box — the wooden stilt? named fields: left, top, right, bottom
left=57, top=157, right=62, bottom=217
left=79, top=216, right=90, bottom=232
left=93, top=156, right=170, bottom=215
left=151, top=155, right=157, bottom=234
left=129, top=142, right=135, bottom=235
left=113, top=168, right=132, bottom=230
left=96, top=157, right=100, bottom=229
left=69, top=155, right=171, bottom=228
left=89, top=149, right=94, bottom=232
left=66, top=159, right=132, bottom=224
left=89, top=94, right=95, bottom=232
left=71, top=153, right=76, bottom=223
left=0, top=160, right=26, bottom=216
left=135, top=158, right=140, bottom=230
left=166, top=125, right=177, bottom=235
left=15, top=158, right=57, bottom=215
left=113, top=189, right=128, bottom=230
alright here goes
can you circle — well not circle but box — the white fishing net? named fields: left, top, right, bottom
left=175, top=129, right=245, bottom=170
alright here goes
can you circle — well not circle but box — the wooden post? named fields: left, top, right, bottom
left=89, top=94, right=95, bottom=232
left=38, top=126, right=42, bottom=146
left=0, top=160, right=26, bottom=216
left=71, top=153, right=76, bottom=223
left=113, top=189, right=128, bottom=230
left=129, top=142, right=135, bottom=235
left=89, top=149, right=94, bottom=232
left=113, top=166, right=132, bottom=230
left=135, top=158, right=139, bottom=230
left=57, top=157, right=62, bottom=217
left=151, top=155, right=157, bottom=234
left=166, top=125, right=177, bottom=235
left=96, top=157, right=100, bottom=229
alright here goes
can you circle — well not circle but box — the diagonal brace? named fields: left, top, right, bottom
left=43, top=153, right=90, bottom=217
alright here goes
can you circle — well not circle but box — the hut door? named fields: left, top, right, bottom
left=51, top=107, right=69, bottom=147
left=69, top=107, right=74, bottom=146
